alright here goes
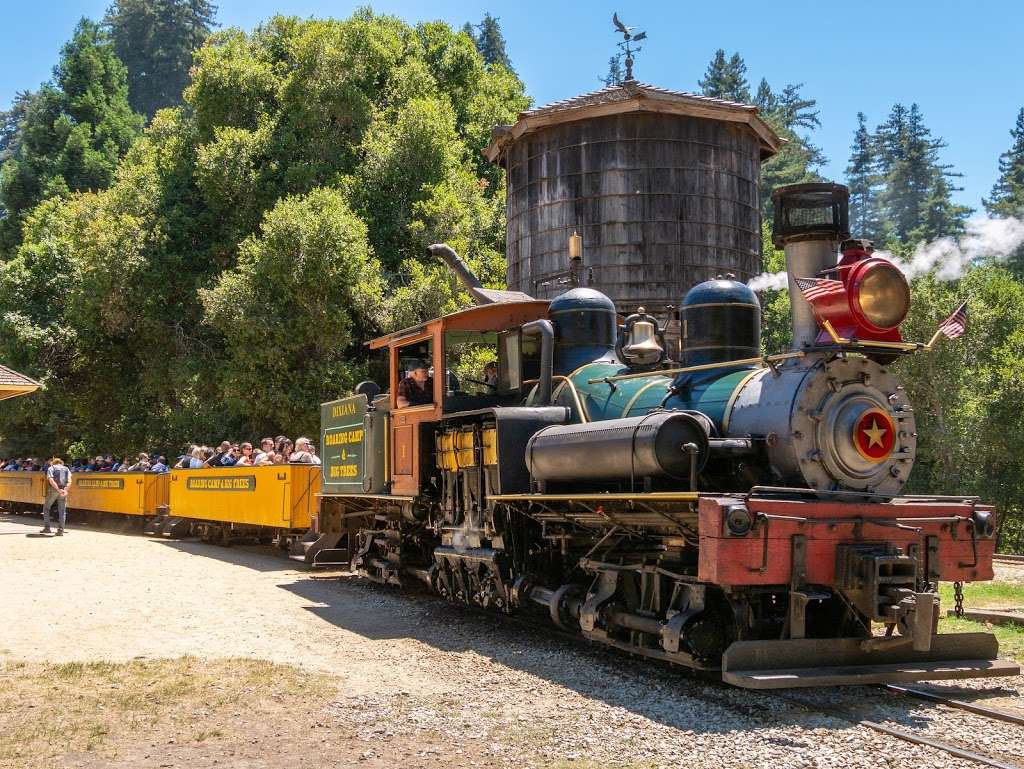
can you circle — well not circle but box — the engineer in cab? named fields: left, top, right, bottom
left=396, top=359, right=433, bottom=408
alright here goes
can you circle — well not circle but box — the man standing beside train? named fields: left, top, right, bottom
left=40, top=457, right=72, bottom=536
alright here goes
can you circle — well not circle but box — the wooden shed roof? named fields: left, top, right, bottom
left=0, top=364, right=41, bottom=401
left=485, top=80, right=784, bottom=163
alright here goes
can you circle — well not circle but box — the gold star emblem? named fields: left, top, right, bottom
left=862, top=419, right=887, bottom=449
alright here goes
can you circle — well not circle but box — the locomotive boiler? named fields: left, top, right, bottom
left=309, top=181, right=1016, bottom=688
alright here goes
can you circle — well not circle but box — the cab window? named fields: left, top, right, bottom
left=396, top=339, right=434, bottom=408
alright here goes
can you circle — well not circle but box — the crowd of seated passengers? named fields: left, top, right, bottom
left=172, top=436, right=320, bottom=469
left=0, top=458, right=46, bottom=471
left=1, top=436, right=320, bottom=474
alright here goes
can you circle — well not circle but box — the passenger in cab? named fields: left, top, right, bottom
left=149, top=456, right=169, bottom=473
left=483, top=361, right=498, bottom=388
left=396, top=359, right=433, bottom=408
left=289, top=437, right=321, bottom=465
left=117, top=456, right=131, bottom=472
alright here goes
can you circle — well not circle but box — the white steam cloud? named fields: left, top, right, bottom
left=747, top=215, right=1024, bottom=290
left=747, top=270, right=791, bottom=291
left=879, top=215, right=1024, bottom=281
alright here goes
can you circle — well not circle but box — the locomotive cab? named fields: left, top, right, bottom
left=366, top=300, right=551, bottom=497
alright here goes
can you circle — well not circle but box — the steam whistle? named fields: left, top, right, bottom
left=569, top=230, right=583, bottom=287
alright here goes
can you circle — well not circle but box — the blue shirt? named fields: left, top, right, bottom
left=149, top=462, right=169, bottom=473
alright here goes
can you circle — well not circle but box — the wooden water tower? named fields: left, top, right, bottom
left=485, top=80, right=782, bottom=345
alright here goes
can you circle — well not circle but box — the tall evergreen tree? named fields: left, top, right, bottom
left=875, top=103, right=969, bottom=242
left=985, top=107, right=1024, bottom=218
left=602, top=54, right=623, bottom=87
left=105, top=0, right=217, bottom=118
left=845, top=112, right=882, bottom=240
left=0, top=18, right=143, bottom=252
left=0, top=91, right=35, bottom=165
left=464, top=12, right=513, bottom=71
left=753, top=79, right=824, bottom=209
left=698, top=50, right=750, bottom=103
left=984, top=108, right=1024, bottom=274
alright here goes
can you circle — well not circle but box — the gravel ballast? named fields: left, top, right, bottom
left=2, top=513, right=1022, bottom=769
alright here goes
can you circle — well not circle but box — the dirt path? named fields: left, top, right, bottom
left=2, top=513, right=1023, bottom=769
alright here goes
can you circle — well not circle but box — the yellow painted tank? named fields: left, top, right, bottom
left=0, top=471, right=46, bottom=506
left=168, top=465, right=319, bottom=530
left=69, top=472, right=169, bottom=516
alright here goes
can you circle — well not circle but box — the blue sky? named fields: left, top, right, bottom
left=3, top=1, right=1021, bottom=210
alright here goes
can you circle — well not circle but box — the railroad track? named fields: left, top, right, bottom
left=993, top=554, right=1024, bottom=564
left=411, top=584, right=1024, bottom=767
left=773, top=683, right=1024, bottom=769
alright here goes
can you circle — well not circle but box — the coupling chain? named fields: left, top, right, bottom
left=953, top=580, right=965, bottom=618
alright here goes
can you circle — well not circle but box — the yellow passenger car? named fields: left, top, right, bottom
left=70, top=472, right=169, bottom=517
left=0, top=471, right=46, bottom=510
left=167, top=465, right=320, bottom=531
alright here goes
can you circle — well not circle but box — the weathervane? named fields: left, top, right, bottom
left=612, top=12, right=646, bottom=82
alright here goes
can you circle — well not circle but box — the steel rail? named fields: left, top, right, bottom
left=993, top=554, right=1024, bottom=564
left=773, top=691, right=1024, bottom=769
left=882, top=683, right=1024, bottom=727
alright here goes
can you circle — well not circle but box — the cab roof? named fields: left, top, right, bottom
left=368, top=300, right=550, bottom=350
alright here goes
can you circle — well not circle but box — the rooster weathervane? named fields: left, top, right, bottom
left=612, top=12, right=646, bottom=82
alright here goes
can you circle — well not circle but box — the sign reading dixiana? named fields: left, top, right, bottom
left=321, top=394, right=368, bottom=492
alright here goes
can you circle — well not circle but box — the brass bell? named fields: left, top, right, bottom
left=622, top=308, right=665, bottom=365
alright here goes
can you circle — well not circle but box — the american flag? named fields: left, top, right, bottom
left=794, top=276, right=844, bottom=303
left=937, top=301, right=968, bottom=339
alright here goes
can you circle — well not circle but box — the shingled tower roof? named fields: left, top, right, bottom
left=0, top=364, right=41, bottom=401
left=485, top=80, right=783, bottom=163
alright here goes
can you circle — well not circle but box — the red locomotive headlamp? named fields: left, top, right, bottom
left=801, top=241, right=911, bottom=345
left=847, top=258, right=911, bottom=334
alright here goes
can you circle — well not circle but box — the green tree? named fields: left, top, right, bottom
left=0, top=91, right=35, bottom=164
left=846, top=112, right=882, bottom=240
left=757, top=219, right=792, bottom=355
left=874, top=103, right=970, bottom=242
left=0, top=11, right=527, bottom=455
left=603, top=54, right=624, bottom=87
left=986, top=108, right=1024, bottom=218
left=984, top=108, right=1024, bottom=276
left=463, top=12, right=513, bottom=71
left=753, top=79, right=824, bottom=208
left=0, top=18, right=143, bottom=252
left=200, top=189, right=384, bottom=435
left=105, top=0, right=218, bottom=118
left=698, top=49, right=750, bottom=103
left=896, top=267, right=1024, bottom=546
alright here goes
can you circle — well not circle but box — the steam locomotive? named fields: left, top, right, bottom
left=310, top=183, right=1017, bottom=688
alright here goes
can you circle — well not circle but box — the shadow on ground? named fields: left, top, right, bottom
left=279, top=571, right=1024, bottom=736
left=5, top=510, right=1021, bottom=736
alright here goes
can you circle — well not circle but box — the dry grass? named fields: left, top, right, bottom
left=0, top=656, right=337, bottom=768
